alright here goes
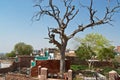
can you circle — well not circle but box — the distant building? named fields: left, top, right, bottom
left=117, top=46, right=120, bottom=52
left=115, top=46, right=120, bottom=55
left=68, top=50, right=75, bottom=53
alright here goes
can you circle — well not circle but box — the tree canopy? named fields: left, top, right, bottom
left=14, top=42, right=33, bottom=55
left=76, top=33, right=111, bottom=53
left=98, top=46, right=115, bottom=61
left=75, top=33, right=115, bottom=61
left=6, top=51, right=16, bottom=57
left=75, top=43, right=95, bottom=60
left=6, top=42, right=33, bottom=57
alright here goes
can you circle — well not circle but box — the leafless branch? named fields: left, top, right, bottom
left=68, top=0, right=120, bottom=39
left=48, top=27, right=61, bottom=49
left=33, top=0, right=61, bottom=26
left=61, top=0, right=79, bottom=30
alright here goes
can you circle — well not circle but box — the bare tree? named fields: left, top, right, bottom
left=33, top=0, right=120, bottom=76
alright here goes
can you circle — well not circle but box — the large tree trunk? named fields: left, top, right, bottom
left=60, top=51, right=65, bottom=73
left=60, top=42, right=67, bottom=76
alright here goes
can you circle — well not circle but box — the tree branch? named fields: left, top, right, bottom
left=61, top=1, right=79, bottom=30
left=68, top=0, right=120, bottom=39
left=48, top=27, right=61, bottom=49
left=49, top=0, right=61, bottom=26
left=33, top=0, right=61, bottom=26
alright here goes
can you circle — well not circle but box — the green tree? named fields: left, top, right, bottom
left=75, top=33, right=115, bottom=69
left=6, top=42, right=33, bottom=57
left=6, top=51, right=16, bottom=57
left=98, top=46, right=115, bottom=61
left=14, top=42, right=33, bottom=55
left=33, top=0, right=120, bottom=75
left=76, top=33, right=111, bottom=56
left=75, top=43, right=95, bottom=60
left=75, top=43, right=96, bottom=70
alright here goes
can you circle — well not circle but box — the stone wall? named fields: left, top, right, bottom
left=17, top=55, right=34, bottom=68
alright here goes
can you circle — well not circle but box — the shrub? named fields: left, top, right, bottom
left=71, top=65, right=88, bottom=71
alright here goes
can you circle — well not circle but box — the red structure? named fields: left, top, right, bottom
left=16, top=55, right=34, bottom=68
left=30, top=60, right=70, bottom=77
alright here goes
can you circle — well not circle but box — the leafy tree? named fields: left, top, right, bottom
left=14, top=42, right=33, bottom=55
left=76, top=33, right=111, bottom=55
left=6, top=42, right=33, bottom=57
left=75, top=33, right=114, bottom=58
left=6, top=51, right=16, bottom=57
left=75, top=43, right=96, bottom=69
left=98, top=46, right=115, bottom=61
left=75, top=43, right=95, bottom=60
left=33, top=0, right=120, bottom=74
left=75, top=33, right=115, bottom=69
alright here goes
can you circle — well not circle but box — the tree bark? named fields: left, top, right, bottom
left=59, top=42, right=67, bottom=77
left=60, top=52, right=65, bottom=73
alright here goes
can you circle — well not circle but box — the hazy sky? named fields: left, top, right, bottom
left=0, top=0, right=120, bottom=53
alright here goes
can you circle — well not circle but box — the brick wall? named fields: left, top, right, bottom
left=18, top=55, right=34, bottom=68
left=31, top=60, right=70, bottom=77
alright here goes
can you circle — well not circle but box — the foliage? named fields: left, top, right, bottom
left=76, top=33, right=111, bottom=53
left=75, top=43, right=95, bottom=60
left=101, top=66, right=114, bottom=77
left=6, top=51, right=16, bottom=57
left=75, top=33, right=115, bottom=61
left=14, top=42, right=33, bottom=55
left=71, top=65, right=88, bottom=71
left=75, top=43, right=95, bottom=70
left=112, top=58, right=120, bottom=68
left=102, top=66, right=114, bottom=73
left=98, top=66, right=120, bottom=77
left=98, top=46, right=115, bottom=61
left=6, top=42, right=33, bottom=57
left=115, top=69, right=120, bottom=75
left=114, top=56, right=120, bottom=63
